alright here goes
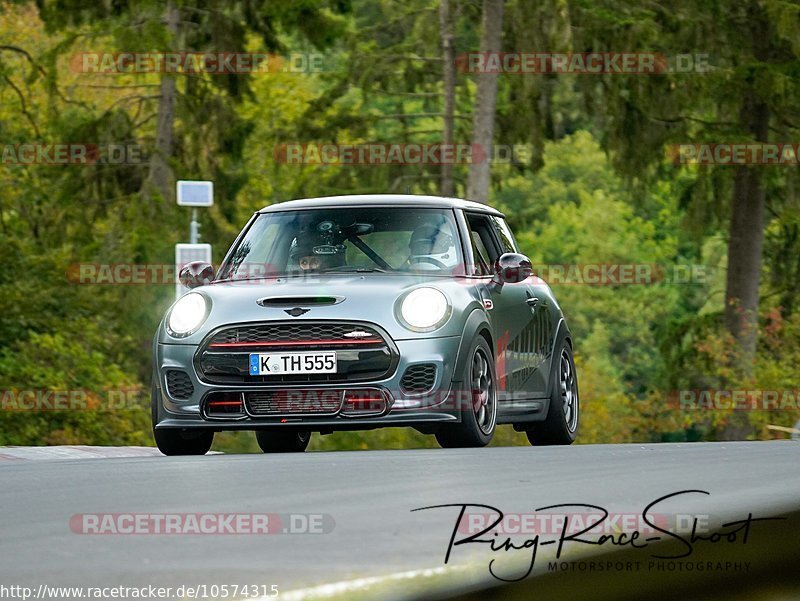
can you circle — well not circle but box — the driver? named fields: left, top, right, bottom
left=407, top=223, right=454, bottom=269
left=289, top=233, right=346, bottom=272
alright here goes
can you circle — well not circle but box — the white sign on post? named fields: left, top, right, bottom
left=175, top=243, right=212, bottom=300
left=175, top=180, right=214, bottom=300
left=177, top=180, right=214, bottom=207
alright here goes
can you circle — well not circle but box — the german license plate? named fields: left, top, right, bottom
left=249, top=352, right=337, bottom=376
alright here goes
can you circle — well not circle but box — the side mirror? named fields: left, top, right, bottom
left=494, top=253, right=532, bottom=284
left=179, top=261, right=214, bottom=289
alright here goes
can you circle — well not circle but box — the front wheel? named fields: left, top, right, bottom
left=152, top=380, right=214, bottom=455
left=153, top=428, right=214, bottom=456
left=526, top=340, right=579, bottom=446
left=436, top=336, right=497, bottom=448
left=256, top=430, right=311, bottom=453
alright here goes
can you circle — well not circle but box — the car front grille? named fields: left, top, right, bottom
left=208, top=323, right=385, bottom=346
left=196, top=321, right=398, bottom=385
left=245, top=390, right=343, bottom=416
left=165, top=370, right=194, bottom=400
left=400, top=364, right=437, bottom=395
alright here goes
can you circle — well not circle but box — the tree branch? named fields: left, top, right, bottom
left=0, top=44, right=47, bottom=78
left=371, top=112, right=470, bottom=120
left=78, top=83, right=162, bottom=89
left=1, top=74, right=41, bottom=137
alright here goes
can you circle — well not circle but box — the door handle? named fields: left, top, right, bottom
left=526, top=297, right=540, bottom=308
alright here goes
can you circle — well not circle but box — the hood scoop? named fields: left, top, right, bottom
left=257, top=295, right=344, bottom=308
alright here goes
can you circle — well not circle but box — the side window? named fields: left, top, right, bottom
left=466, top=213, right=501, bottom=275
left=490, top=216, right=519, bottom=254
left=470, top=232, right=490, bottom=274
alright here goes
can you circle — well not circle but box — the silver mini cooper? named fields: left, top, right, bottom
left=152, top=195, right=579, bottom=454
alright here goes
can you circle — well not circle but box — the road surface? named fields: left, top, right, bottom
left=1, top=441, right=798, bottom=598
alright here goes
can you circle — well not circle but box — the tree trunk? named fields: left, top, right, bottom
left=724, top=91, right=769, bottom=376
left=146, top=1, right=180, bottom=202
left=466, top=0, right=503, bottom=204
left=439, top=0, right=456, bottom=197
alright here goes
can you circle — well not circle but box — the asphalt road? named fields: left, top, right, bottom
left=1, top=441, right=799, bottom=598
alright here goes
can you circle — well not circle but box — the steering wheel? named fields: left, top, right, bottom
left=409, top=256, right=448, bottom=269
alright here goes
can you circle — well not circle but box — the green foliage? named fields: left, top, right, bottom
left=2, top=0, right=798, bottom=451
left=0, top=320, right=151, bottom=446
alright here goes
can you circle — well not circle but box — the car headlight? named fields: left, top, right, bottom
left=167, top=292, right=210, bottom=337
left=398, top=287, right=451, bottom=332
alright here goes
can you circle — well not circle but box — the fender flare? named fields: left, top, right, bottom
left=151, top=327, right=164, bottom=425
left=544, top=316, right=572, bottom=402
left=452, top=308, right=493, bottom=383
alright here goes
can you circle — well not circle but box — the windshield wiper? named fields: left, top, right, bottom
left=322, top=266, right=389, bottom=273
left=213, top=276, right=275, bottom=283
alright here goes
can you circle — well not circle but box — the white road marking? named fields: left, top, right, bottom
left=268, top=565, right=476, bottom=601
left=0, top=446, right=164, bottom=461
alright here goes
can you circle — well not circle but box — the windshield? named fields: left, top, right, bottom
left=217, top=207, right=464, bottom=280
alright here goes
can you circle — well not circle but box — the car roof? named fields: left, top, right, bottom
left=257, top=194, right=504, bottom=216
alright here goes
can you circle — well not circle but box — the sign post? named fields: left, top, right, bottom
left=176, top=180, right=214, bottom=299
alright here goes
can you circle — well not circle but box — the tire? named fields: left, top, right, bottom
left=256, top=430, right=311, bottom=453
left=436, top=336, right=497, bottom=448
left=150, top=378, right=160, bottom=427
left=526, top=339, right=579, bottom=446
left=151, top=379, right=214, bottom=455
left=153, top=428, right=214, bottom=456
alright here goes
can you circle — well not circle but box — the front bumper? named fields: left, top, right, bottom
left=154, top=335, right=463, bottom=430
